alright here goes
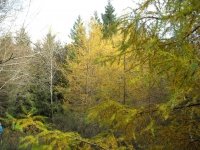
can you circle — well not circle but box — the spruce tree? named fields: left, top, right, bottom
left=101, top=0, right=117, bottom=38
left=70, top=15, right=86, bottom=47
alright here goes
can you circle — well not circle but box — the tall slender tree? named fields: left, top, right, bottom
left=42, top=32, right=59, bottom=118
left=70, top=15, right=87, bottom=48
left=101, top=0, right=117, bottom=38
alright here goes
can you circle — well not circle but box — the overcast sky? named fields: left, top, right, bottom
left=12, top=0, right=135, bottom=43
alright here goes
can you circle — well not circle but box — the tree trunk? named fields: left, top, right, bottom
left=123, top=54, right=126, bottom=104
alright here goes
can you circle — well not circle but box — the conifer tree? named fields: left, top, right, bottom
left=101, top=0, right=117, bottom=38
left=93, top=11, right=101, bottom=24
left=15, top=27, right=30, bottom=47
left=70, top=15, right=87, bottom=48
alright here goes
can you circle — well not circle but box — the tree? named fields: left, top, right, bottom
left=15, top=27, right=31, bottom=47
left=70, top=15, right=87, bottom=48
left=101, top=0, right=117, bottom=38
left=120, top=0, right=200, bottom=110
left=33, top=31, right=62, bottom=117
left=0, top=0, right=22, bottom=33
left=93, top=11, right=101, bottom=24
left=0, top=29, right=35, bottom=117
left=115, top=0, right=200, bottom=148
left=0, top=34, right=14, bottom=115
left=63, top=19, right=133, bottom=106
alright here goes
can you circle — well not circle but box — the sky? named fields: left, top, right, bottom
left=11, top=0, right=135, bottom=43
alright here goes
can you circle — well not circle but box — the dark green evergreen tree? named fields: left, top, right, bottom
left=68, top=15, right=87, bottom=61
left=69, top=15, right=86, bottom=47
left=101, top=0, right=117, bottom=38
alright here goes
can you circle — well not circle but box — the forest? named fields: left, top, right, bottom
left=0, top=0, right=200, bottom=149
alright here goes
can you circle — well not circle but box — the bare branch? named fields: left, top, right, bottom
left=0, top=53, right=15, bottom=64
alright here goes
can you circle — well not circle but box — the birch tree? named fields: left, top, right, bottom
left=41, top=32, right=61, bottom=117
